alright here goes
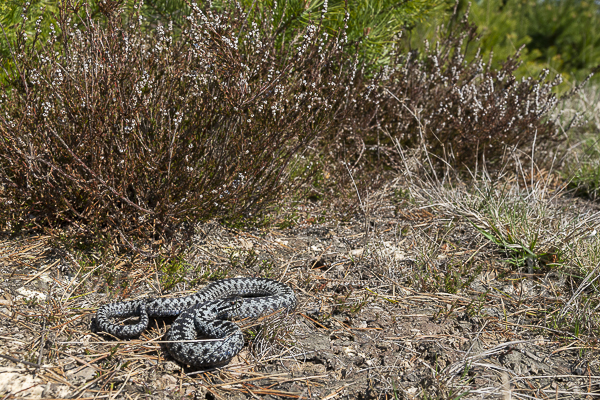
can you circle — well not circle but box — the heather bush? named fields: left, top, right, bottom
left=229, top=0, right=443, bottom=73
left=0, top=0, right=357, bottom=250
left=555, top=83, right=600, bottom=199
left=355, top=7, right=566, bottom=172
left=1, top=0, right=442, bottom=80
left=123, top=0, right=443, bottom=75
left=0, top=1, right=60, bottom=84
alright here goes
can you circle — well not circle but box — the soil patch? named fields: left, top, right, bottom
left=1, top=184, right=599, bottom=399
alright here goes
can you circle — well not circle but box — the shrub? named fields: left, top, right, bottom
left=0, top=0, right=356, bottom=250
left=357, top=6, right=566, bottom=171
left=0, top=1, right=67, bottom=83
left=465, top=0, right=600, bottom=84
left=555, top=83, right=600, bottom=199
left=124, top=0, right=443, bottom=75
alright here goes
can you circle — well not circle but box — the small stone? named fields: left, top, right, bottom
left=42, top=383, right=70, bottom=398
left=67, top=366, right=97, bottom=384
left=0, top=370, right=45, bottom=398
left=156, top=374, right=178, bottom=390
left=15, top=287, right=47, bottom=302
left=162, top=361, right=181, bottom=373
left=350, top=248, right=364, bottom=257
left=354, top=320, right=367, bottom=329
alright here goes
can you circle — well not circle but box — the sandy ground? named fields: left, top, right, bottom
left=1, top=183, right=599, bottom=399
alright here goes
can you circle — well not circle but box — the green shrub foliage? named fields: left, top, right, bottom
left=467, top=0, right=600, bottom=83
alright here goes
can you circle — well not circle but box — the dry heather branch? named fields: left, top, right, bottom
left=0, top=0, right=360, bottom=252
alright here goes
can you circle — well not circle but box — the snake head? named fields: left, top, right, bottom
left=214, top=296, right=243, bottom=319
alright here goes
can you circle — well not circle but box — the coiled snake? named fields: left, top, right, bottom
left=95, top=278, right=297, bottom=367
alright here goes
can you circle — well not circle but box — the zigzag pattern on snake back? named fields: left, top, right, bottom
left=95, top=278, right=297, bottom=367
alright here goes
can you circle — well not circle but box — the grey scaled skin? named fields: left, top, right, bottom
left=95, top=278, right=297, bottom=367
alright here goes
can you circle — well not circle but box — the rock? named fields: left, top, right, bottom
left=350, top=248, right=364, bottom=257
left=0, top=368, right=45, bottom=398
left=156, top=374, right=177, bottom=390
left=162, top=361, right=181, bottom=373
left=42, top=383, right=70, bottom=398
left=15, top=288, right=47, bottom=302
left=67, top=366, right=97, bottom=385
